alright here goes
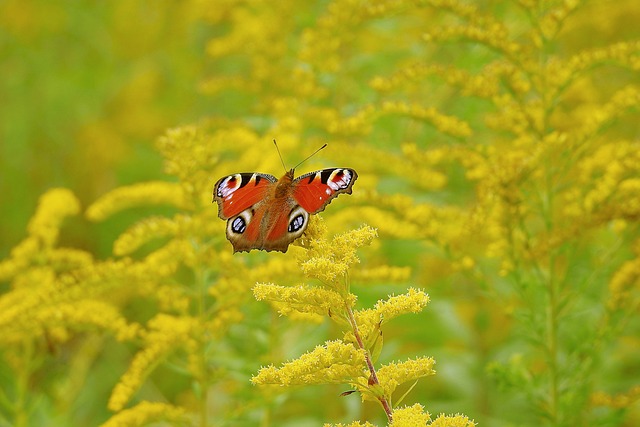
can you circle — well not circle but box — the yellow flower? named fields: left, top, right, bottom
left=47, top=248, right=93, bottom=271
left=205, top=307, right=245, bottom=338
left=577, top=86, right=640, bottom=140
left=301, top=225, right=378, bottom=288
left=86, top=181, right=190, bottom=222
left=376, top=357, right=436, bottom=398
left=27, top=188, right=81, bottom=247
left=373, top=288, right=431, bottom=321
left=371, top=63, right=500, bottom=98
left=351, top=265, right=411, bottom=283
left=0, top=259, right=139, bottom=345
left=0, top=189, right=82, bottom=281
left=428, top=413, right=476, bottom=427
left=108, top=314, right=199, bottom=411
left=0, top=238, right=38, bottom=281
left=0, top=268, right=55, bottom=343
left=354, top=289, right=430, bottom=345
left=132, top=239, right=193, bottom=277
left=251, top=340, right=366, bottom=387
left=325, top=422, right=376, bottom=427
left=380, top=101, right=472, bottom=138
left=112, top=216, right=180, bottom=256
left=590, top=385, right=640, bottom=409
left=566, top=41, right=640, bottom=89
left=390, top=404, right=430, bottom=427
left=253, top=282, right=354, bottom=318
left=423, top=22, right=519, bottom=58
left=607, top=241, right=640, bottom=310
left=100, top=401, right=187, bottom=427
left=34, top=300, right=140, bottom=343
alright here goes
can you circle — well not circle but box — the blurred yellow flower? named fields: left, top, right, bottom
left=100, top=401, right=187, bottom=427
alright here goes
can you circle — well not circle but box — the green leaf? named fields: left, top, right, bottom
left=394, top=379, right=419, bottom=408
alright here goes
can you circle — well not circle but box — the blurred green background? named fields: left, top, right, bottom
left=0, top=0, right=215, bottom=258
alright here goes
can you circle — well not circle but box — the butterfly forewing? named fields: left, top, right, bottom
left=292, top=168, right=358, bottom=214
left=213, top=173, right=277, bottom=219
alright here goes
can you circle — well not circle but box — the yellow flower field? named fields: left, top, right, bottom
left=1, top=1, right=639, bottom=426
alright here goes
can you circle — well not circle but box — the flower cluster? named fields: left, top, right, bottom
left=325, top=404, right=475, bottom=427
left=252, top=225, right=451, bottom=425
left=83, top=124, right=310, bottom=425
left=0, top=190, right=139, bottom=346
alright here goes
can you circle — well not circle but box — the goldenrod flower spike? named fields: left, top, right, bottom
left=108, top=314, right=199, bottom=412
left=112, top=216, right=181, bottom=256
left=590, top=385, right=640, bottom=409
left=607, top=239, right=640, bottom=311
left=374, top=288, right=431, bottom=320
left=253, top=224, right=442, bottom=424
left=0, top=188, right=83, bottom=280
left=324, top=422, right=376, bottom=427
left=352, top=265, right=411, bottom=283
left=301, top=225, right=378, bottom=288
left=33, top=300, right=140, bottom=343
left=27, top=188, right=80, bottom=247
left=428, top=413, right=477, bottom=427
left=388, top=404, right=431, bottom=427
left=376, top=358, right=436, bottom=398
left=352, top=289, right=430, bottom=348
left=251, top=340, right=366, bottom=387
left=86, top=181, right=190, bottom=222
left=100, top=401, right=188, bottom=427
left=254, top=282, right=355, bottom=318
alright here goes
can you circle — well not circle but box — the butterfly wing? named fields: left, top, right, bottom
left=292, top=168, right=358, bottom=214
left=213, top=173, right=278, bottom=253
left=213, top=173, right=277, bottom=219
left=261, top=203, right=309, bottom=252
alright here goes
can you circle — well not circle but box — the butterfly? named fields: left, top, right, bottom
left=212, top=143, right=357, bottom=253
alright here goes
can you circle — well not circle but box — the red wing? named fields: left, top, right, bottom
left=263, top=204, right=309, bottom=252
left=223, top=203, right=266, bottom=253
left=213, top=173, right=277, bottom=219
left=244, top=205, right=265, bottom=243
left=292, top=168, right=357, bottom=214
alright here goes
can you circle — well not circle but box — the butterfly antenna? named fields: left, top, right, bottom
left=292, top=143, right=327, bottom=171
left=273, top=139, right=288, bottom=173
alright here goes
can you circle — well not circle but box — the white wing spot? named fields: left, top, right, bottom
left=328, top=169, right=351, bottom=190
left=219, top=175, right=241, bottom=197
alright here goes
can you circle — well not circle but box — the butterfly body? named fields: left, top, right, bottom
left=213, top=168, right=357, bottom=253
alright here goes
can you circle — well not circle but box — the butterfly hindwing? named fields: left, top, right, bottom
left=222, top=193, right=309, bottom=253
left=224, top=202, right=267, bottom=253
left=292, top=168, right=358, bottom=214
left=264, top=204, right=309, bottom=251
left=212, top=173, right=277, bottom=219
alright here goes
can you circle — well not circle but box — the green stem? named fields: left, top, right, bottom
left=14, top=339, right=34, bottom=427
left=345, top=304, right=393, bottom=423
left=546, top=256, right=559, bottom=425
left=533, top=4, right=561, bottom=423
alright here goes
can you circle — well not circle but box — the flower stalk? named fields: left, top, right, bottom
left=345, top=302, right=393, bottom=423
left=252, top=224, right=441, bottom=425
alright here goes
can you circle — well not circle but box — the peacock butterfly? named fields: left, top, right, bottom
left=212, top=142, right=357, bottom=253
